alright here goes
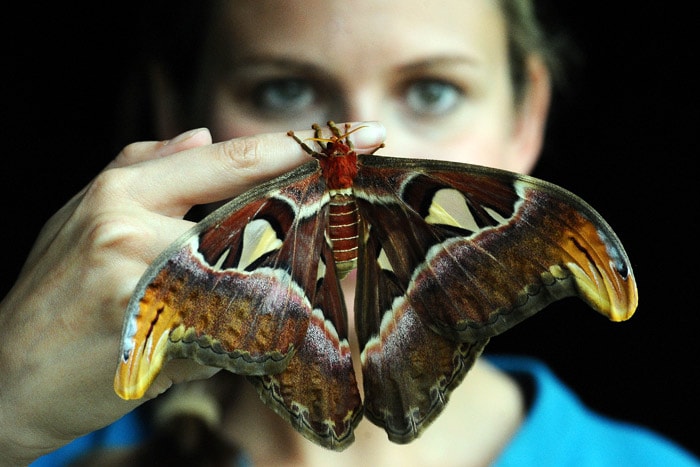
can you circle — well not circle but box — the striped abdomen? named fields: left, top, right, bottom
left=327, top=189, right=359, bottom=277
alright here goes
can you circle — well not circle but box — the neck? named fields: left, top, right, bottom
left=222, top=358, right=524, bottom=467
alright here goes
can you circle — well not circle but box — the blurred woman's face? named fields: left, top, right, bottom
left=195, top=0, right=548, bottom=174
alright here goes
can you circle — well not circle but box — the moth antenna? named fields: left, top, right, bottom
left=306, top=121, right=368, bottom=150
left=287, top=130, right=318, bottom=155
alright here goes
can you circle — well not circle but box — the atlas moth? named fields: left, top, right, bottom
left=115, top=121, right=638, bottom=450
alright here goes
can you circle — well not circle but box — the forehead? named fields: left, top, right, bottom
left=210, top=0, right=508, bottom=72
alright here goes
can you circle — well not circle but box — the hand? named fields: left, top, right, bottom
left=0, top=122, right=386, bottom=464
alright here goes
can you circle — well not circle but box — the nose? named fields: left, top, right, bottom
left=337, top=86, right=384, bottom=124
left=330, top=84, right=419, bottom=158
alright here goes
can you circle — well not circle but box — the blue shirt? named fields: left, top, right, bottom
left=32, top=356, right=699, bottom=466
left=489, top=356, right=698, bottom=466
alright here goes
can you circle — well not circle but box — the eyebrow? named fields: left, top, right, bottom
left=227, top=54, right=478, bottom=75
left=398, top=55, right=480, bottom=72
left=227, top=56, right=327, bottom=75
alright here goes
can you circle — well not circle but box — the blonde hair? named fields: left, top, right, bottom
left=499, top=0, right=563, bottom=101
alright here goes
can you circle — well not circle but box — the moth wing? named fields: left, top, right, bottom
left=353, top=154, right=637, bottom=442
left=115, top=161, right=328, bottom=399
left=356, top=155, right=637, bottom=341
left=249, top=237, right=362, bottom=451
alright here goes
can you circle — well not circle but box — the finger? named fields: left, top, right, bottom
left=145, top=360, right=221, bottom=400
left=32, top=129, right=213, bottom=251
left=130, top=121, right=386, bottom=214
left=107, top=128, right=213, bottom=169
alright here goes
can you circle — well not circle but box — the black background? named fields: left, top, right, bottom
left=2, top=3, right=697, bottom=458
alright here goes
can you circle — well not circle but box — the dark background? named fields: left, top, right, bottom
left=3, top=3, right=697, bottom=458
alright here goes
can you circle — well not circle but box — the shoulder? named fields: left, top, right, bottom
left=488, top=355, right=699, bottom=466
left=29, top=410, right=147, bottom=466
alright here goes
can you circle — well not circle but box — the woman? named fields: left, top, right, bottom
left=5, top=1, right=697, bottom=465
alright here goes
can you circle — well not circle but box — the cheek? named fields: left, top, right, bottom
left=208, top=108, right=276, bottom=142
left=378, top=126, right=516, bottom=171
left=206, top=95, right=253, bottom=141
left=210, top=122, right=264, bottom=142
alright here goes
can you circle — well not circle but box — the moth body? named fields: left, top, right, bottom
left=327, top=189, right=360, bottom=277
left=290, top=122, right=379, bottom=279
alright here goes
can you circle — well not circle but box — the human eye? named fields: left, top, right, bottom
left=251, top=78, right=317, bottom=115
left=403, top=79, right=464, bottom=117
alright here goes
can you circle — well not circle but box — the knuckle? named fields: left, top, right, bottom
left=84, top=211, right=153, bottom=256
left=218, top=137, right=261, bottom=169
left=118, top=141, right=153, bottom=165
left=86, top=167, right=130, bottom=202
left=84, top=165, right=143, bottom=209
left=78, top=168, right=156, bottom=258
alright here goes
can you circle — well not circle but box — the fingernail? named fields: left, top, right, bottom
left=347, top=121, right=386, bottom=149
left=163, top=127, right=209, bottom=146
